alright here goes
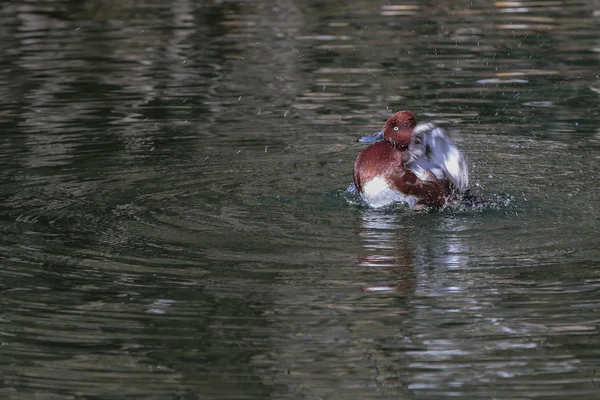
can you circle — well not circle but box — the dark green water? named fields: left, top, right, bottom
left=1, top=0, right=599, bottom=399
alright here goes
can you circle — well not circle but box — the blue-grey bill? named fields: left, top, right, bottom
left=357, top=129, right=384, bottom=143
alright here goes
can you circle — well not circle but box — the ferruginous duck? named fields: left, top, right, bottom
left=353, top=110, right=469, bottom=210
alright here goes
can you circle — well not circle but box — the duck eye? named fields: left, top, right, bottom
left=393, top=127, right=399, bottom=131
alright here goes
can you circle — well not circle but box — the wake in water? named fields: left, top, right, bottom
left=344, top=184, right=513, bottom=211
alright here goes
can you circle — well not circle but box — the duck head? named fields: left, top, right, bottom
left=357, top=110, right=417, bottom=147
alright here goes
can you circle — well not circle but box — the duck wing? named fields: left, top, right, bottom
left=403, top=123, right=469, bottom=192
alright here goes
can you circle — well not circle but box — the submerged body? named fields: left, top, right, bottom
left=353, top=111, right=469, bottom=210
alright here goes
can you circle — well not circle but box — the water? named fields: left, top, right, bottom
left=1, top=0, right=599, bottom=398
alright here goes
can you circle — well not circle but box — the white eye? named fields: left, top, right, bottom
left=393, top=127, right=399, bottom=131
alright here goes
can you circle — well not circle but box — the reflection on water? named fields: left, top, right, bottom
left=0, top=0, right=599, bottom=398
left=358, top=210, right=416, bottom=293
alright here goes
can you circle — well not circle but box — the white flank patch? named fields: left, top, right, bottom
left=362, top=177, right=417, bottom=208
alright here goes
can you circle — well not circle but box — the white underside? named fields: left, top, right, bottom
left=362, top=177, right=417, bottom=209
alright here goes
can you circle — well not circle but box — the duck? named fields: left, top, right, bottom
left=353, top=110, right=469, bottom=210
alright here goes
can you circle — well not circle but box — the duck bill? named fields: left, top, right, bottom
left=357, top=129, right=385, bottom=143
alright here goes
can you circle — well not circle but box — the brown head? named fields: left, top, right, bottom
left=357, top=110, right=417, bottom=148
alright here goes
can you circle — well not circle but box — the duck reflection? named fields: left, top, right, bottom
left=357, top=209, right=472, bottom=296
left=357, top=209, right=416, bottom=294
left=261, top=209, right=484, bottom=397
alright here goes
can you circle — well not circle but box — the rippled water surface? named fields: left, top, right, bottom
left=1, top=0, right=600, bottom=398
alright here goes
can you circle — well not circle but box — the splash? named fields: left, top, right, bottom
left=343, top=184, right=513, bottom=212
left=446, top=189, right=514, bottom=212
